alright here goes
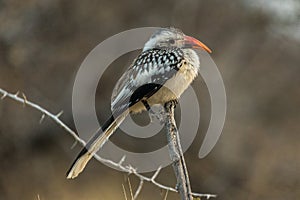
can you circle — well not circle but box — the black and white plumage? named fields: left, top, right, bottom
left=66, top=27, right=212, bottom=179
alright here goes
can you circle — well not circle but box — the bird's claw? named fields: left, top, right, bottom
left=149, top=106, right=165, bottom=125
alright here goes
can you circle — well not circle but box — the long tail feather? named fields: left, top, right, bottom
left=66, top=111, right=128, bottom=179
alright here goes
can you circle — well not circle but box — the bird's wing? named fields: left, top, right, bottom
left=111, top=48, right=184, bottom=114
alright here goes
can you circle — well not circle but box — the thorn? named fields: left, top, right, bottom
left=71, top=140, right=77, bottom=149
left=206, top=194, right=217, bottom=199
left=151, top=166, right=162, bottom=181
left=14, top=91, right=20, bottom=97
left=56, top=110, right=64, bottom=118
left=1, top=92, right=7, bottom=100
left=39, top=114, right=45, bottom=124
left=118, top=155, right=126, bottom=166
left=22, top=92, right=27, bottom=107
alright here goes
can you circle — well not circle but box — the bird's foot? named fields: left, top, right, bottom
left=165, top=98, right=179, bottom=108
left=170, top=98, right=179, bottom=107
left=149, top=106, right=165, bottom=125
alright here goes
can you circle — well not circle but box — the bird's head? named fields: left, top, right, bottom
left=143, top=27, right=212, bottom=53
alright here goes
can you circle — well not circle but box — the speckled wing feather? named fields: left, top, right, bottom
left=111, top=48, right=184, bottom=115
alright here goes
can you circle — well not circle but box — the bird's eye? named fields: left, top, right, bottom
left=169, top=39, right=175, bottom=44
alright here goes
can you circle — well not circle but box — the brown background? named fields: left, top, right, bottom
left=0, top=0, right=299, bottom=199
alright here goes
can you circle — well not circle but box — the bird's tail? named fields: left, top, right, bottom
left=66, top=111, right=128, bottom=179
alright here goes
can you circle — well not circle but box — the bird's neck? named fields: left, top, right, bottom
left=182, top=49, right=200, bottom=73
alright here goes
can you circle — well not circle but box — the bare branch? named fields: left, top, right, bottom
left=1, top=90, right=7, bottom=99
left=0, top=88, right=79, bottom=145
left=164, top=101, right=192, bottom=200
left=151, top=166, right=162, bottom=181
left=0, top=87, right=216, bottom=199
left=133, top=179, right=144, bottom=200
left=127, top=177, right=134, bottom=200
left=122, top=184, right=128, bottom=200
left=163, top=189, right=169, bottom=200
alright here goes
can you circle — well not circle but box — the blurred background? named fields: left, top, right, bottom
left=0, top=0, right=299, bottom=199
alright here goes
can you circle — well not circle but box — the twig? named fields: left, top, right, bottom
left=127, top=177, right=134, bottom=200
left=0, top=87, right=216, bottom=199
left=163, top=189, right=169, bottom=200
left=122, top=184, right=128, bottom=200
left=164, top=101, right=192, bottom=200
left=0, top=88, right=79, bottom=143
left=133, top=179, right=144, bottom=200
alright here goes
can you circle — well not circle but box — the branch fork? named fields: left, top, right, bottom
left=0, top=87, right=216, bottom=200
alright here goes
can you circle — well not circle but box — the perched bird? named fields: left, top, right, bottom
left=67, top=27, right=212, bottom=179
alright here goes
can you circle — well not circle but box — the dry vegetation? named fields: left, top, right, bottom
left=0, top=0, right=299, bottom=199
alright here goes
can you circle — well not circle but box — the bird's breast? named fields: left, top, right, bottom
left=147, top=62, right=197, bottom=106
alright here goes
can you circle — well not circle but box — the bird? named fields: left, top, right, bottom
left=66, top=27, right=212, bottom=179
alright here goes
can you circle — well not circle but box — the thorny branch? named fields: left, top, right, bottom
left=0, top=88, right=217, bottom=200
left=164, top=101, right=192, bottom=200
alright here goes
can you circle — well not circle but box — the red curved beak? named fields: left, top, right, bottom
left=184, top=36, right=212, bottom=53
